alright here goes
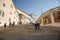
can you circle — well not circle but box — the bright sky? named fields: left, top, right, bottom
left=13, top=0, right=60, bottom=19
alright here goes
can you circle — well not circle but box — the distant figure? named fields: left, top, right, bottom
left=9, top=22, right=11, bottom=26
left=37, top=22, right=40, bottom=30
left=4, top=23, right=6, bottom=28
left=35, top=23, right=37, bottom=31
left=34, top=22, right=40, bottom=31
left=13, top=21, right=15, bottom=27
left=19, top=21, right=22, bottom=24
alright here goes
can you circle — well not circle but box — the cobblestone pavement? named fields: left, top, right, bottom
left=0, top=24, right=60, bottom=40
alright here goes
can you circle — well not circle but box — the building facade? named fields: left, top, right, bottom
left=29, top=14, right=36, bottom=23
left=38, top=6, right=60, bottom=27
left=16, top=8, right=33, bottom=24
left=0, top=0, right=19, bottom=26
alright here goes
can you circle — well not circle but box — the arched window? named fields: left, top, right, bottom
left=3, top=3, right=5, bottom=7
left=2, top=12, right=4, bottom=17
left=0, top=10, right=5, bottom=17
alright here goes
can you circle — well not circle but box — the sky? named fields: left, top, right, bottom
left=13, top=0, right=60, bottom=19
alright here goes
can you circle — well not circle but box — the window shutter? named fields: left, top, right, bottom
left=53, top=12, right=58, bottom=22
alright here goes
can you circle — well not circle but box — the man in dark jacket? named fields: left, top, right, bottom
left=35, top=23, right=37, bottom=31
left=35, top=22, right=40, bottom=31
left=37, top=22, right=40, bottom=30
left=4, top=23, right=6, bottom=28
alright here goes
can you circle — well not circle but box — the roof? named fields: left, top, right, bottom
left=42, top=6, right=60, bottom=15
left=37, top=6, right=60, bottom=20
left=16, top=7, right=29, bottom=15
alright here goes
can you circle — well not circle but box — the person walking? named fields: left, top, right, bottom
left=37, top=22, right=40, bottom=30
left=4, top=23, right=6, bottom=28
left=35, top=23, right=37, bottom=31
left=9, top=22, right=11, bottom=26
left=34, top=22, right=40, bottom=31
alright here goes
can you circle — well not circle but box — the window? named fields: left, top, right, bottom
left=2, top=12, right=4, bottom=17
left=10, top=12, right=12, bottom=15
left=43, top=15, right=51, bottom=25
left=45, top=17, right=48, bottom=23
left=58, top=12, right=60, bottom=20
left=0, top=10, right=4, bottom=17
left=3, top=3, right=5, bottom=7
left=11, top=4, right=13, bottom=8
left=43, top=17, right=48, bottom=24
left=53, top=12, right=60, bottom=22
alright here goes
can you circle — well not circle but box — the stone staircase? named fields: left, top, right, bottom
left=0, top=24, right=60, bottom=40
left=0, top=24, right=44, bottom=36
left=0, top=24, right=60, bottom=36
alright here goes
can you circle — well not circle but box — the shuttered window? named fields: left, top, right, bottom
left=43, top=14, right=51, bottom=25
left=53, top=12, right=59, bottom=22
left=55, top=13, right=58, bottom=22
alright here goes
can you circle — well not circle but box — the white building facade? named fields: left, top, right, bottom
left=29, top=14, right=36, bottom=23
left=16, top=8, right=34, bottom=24
left=0, top=0, right=19, bottom=26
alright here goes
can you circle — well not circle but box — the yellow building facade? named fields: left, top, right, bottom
left=38, top=6, right=60, bottom=27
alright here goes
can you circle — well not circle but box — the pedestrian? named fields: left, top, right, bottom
left=4, top=23, right=6, bottom=28
left=11, top=21, right=15, bottom=27
left=34, top=23, right=38, bottom=31
left=37, top=22, right=40, bottom=30
left=9, top=22, right=11, bottom=26
left=34, top=22, right=40, bottom=31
